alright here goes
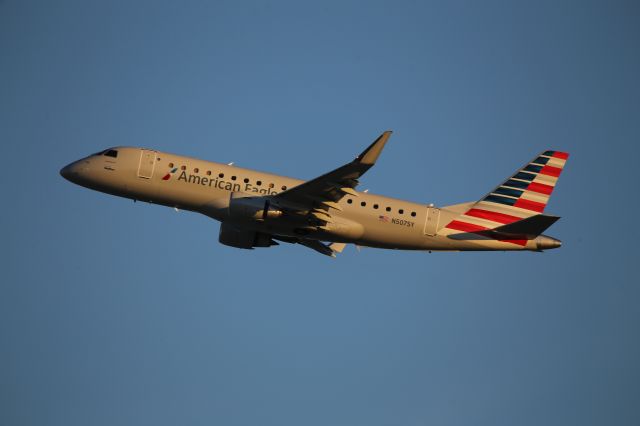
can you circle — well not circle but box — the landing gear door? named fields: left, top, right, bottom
left=137, top=150, right=156, bottom=179
left=424, top=207, right=440, bottom=236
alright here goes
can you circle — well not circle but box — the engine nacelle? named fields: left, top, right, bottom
left=218, top=222, right=276, bottom=249
left=228, top=192, right=282, bottom=221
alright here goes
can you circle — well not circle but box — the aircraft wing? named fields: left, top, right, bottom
left=273, top=131, right=392, bottom=212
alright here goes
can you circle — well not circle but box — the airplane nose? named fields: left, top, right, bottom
left=60, top=162, right=80, bottom=182
left=60, top=161, right=85, bottom=183
left=60, top=164, right=72, bottom=180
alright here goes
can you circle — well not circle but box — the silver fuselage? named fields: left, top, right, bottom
left=61, top=147, right=558, bottom=251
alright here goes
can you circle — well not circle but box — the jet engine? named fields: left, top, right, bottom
left=218, top=222, right=278, bottom=249
left=228, top=193, right=282, bottom=221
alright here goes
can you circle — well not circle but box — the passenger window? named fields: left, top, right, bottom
left=168, top=162, right=174, bottom=168
left=361, top=201, right=366, bottom=207
left=231, top=176, right=236, bottom=181
left=105, top=150, right=118, bottom=158
left=386, top=207, right=391, bottom=212
left=256, top=181, right=262, bottom=186
left=281, top=185, right=287, bottom=190
left=181, top=165, right=186, bottom=171
left=206, top=170, right=211, bottom=176
left=373, top=204, right=379, bottom=209
left=347, top=199, right=353, bottom=204
left=219, top=173, right=224, bottom=178
left=411, top=211, right=416, bottom=217
left=399, top=209, right=404, bottom=214
left=269, top=183, right=274, bottom=188
left=194, top=168, right=199, bottom=173
left=244, top=178, right=249, bottom=183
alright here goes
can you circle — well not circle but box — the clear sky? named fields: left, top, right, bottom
left=2, top=1, right=639, bottom=425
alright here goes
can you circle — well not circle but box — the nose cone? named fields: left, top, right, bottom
left=60, top=164, right=73, bottom=180
left=535, top=235, right=562, bottom=250
left=60, top=160, right=86, bottom=184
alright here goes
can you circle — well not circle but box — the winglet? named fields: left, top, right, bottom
left=356, top=131, right=392, bottom=165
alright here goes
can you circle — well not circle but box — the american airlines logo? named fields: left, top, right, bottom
left=162, top=167, right=178, bottom=180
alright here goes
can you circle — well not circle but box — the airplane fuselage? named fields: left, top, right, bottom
left=61, top=146, right=561, bottom=253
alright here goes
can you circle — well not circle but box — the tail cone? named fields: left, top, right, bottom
left=535, top=235, right=562, bottom=250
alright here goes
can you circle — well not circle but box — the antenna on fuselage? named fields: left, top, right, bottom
left=227, top=162, right=234, bottom=166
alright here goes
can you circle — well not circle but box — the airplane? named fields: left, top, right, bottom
left=60, top=131, right=569, bottom=257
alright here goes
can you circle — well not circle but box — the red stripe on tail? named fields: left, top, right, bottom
left=540, top=165, right=562, bottom=177
left=465, top=208, right=522, bottom=224
left=500, top=239, right=528, bottom=246
left=527, top=182, right=554, bottom=195
left=552, top=151, right=569, bottom=160
left=514, top=198, right=546, bottom=212
left=445, top=220, right=488, bottom=233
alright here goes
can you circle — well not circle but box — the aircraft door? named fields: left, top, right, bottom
left=424, top=207, right=440, bottom=236
left=137, top=149, right=157, bottom=179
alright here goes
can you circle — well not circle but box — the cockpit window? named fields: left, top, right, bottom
left=91, top=149, right=119, bottom=157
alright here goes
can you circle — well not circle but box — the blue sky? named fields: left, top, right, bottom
left=2, top=1, right=639, bottom=425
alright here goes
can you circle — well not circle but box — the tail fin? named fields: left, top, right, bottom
left=444, top=150, right=569, bottom=236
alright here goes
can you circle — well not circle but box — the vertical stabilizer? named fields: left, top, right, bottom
left=442, top=150, right=569, bottom=243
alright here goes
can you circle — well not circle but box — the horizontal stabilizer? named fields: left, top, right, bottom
left=482, top=214, right=560, bottom=239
